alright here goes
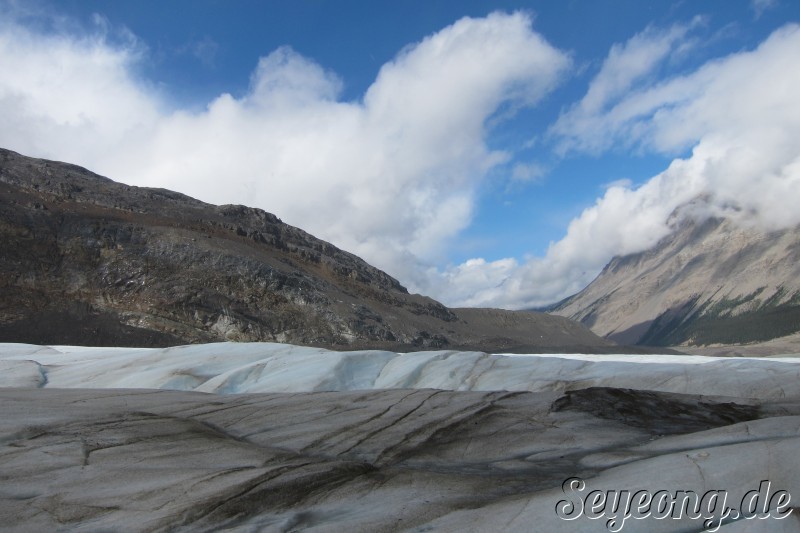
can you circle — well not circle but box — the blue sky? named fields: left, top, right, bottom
left=1, top=0, right=799, bottom=308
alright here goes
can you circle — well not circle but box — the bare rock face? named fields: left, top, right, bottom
left=551, top=213, right=800, bottom=347
left=0, top=148, right=613, bottom=352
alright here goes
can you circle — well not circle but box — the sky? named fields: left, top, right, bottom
left=1, top=0, right=799, bottom=309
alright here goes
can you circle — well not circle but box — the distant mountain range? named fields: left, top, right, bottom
left=552, top=212, right=800, bottom=349
left=0, top=147, right=618, bottom=352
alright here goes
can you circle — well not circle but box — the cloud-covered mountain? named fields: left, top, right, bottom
left=552, top=211, right=800, bottom=347
left=0, top=148, right=610, bottom=352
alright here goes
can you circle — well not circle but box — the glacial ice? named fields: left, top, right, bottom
left=1, top=341, right=799, bottom=399
left=3, top=342, right=800, bottom=531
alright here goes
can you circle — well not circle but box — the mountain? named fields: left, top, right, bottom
left=0, top=147, right=614, bottom=352
left=551, top=212, right=800, bottom=348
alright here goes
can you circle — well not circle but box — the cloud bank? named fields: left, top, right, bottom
left=1, top=7, right=798, bottom=310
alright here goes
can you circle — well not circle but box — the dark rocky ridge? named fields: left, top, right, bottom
left=0, top=148, right=615, bottom=351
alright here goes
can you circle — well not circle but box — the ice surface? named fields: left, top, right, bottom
left=3, top=343, right=800, bottom=531
left=1, top=342, right=799, bottom=399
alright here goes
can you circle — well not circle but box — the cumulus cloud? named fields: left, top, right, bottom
left=432, top=23, right=800, bottom=309
left=0, top=11, right=160, bottom=160
left=0, top=9, right=570, bottom=297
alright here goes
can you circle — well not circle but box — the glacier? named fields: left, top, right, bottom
left=1, top=341, right=800, bottom=398
left=2, top=342, right=800, bottom=532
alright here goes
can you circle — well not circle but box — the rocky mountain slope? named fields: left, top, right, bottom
left=552, top=213, right=800, bottom=347
left=0, top=148, right=612, bottom=352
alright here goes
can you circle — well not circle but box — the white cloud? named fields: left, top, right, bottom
left=752, top=0, right=778, bottom=19
left=510, top=162, right=546, bottom=183
left=0, top=10, right=570, bottom=294
left=601, top=178, right=633, bottom=190
left=426, top=23, right=800, bottom=309
left=0, top=12, right=160, bottom=158
left=182, top=36, right=219, bottom=67
left=550, top=18, right=705, bottom=155
left=550, top=22, right=800, bottom=231
left=433, top=257, right=520, bottom=308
